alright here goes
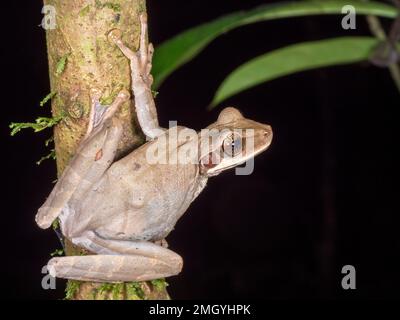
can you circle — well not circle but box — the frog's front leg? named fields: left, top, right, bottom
left=35, top=89, right=129, bottom=229
left=108, top=13, right=165, bottom=139
left=47, top=231, right=183, bottom=282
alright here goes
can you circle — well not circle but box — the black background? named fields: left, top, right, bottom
left=1, top=0, right=399, bottom=299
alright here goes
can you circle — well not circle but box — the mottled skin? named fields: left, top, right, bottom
left=35, top=14, right=273, bottom=282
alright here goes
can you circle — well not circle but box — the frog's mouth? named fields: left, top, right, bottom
left=199, top=151, right=220, bottom=174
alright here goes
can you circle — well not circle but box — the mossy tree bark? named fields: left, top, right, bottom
left=44, top=0, right=170, bottom=300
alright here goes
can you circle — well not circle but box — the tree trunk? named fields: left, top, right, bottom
left=44, top=0, right=170, bottom=300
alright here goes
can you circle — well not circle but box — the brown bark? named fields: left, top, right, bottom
left=44, top=0, right=170, bottom=300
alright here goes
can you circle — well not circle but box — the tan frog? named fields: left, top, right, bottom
left=35, top=14, right=273, bottom=282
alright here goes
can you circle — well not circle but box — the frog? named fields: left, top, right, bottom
left=35, top=13, right=273, bottom=283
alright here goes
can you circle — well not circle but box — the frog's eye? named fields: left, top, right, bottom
left=222, top=132, right=243, bottom=157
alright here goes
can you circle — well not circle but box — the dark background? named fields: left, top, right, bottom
left=1, top=0, right=399, bottom=299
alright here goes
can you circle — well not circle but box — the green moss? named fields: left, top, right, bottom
left=65, top=280, right=81, bottom=300
left=79, top=5, right=90, bottom=17
left=37, top=149, right=56, bottom=165
left=40, top=92, right=57, bottom=107
left=98, top=283, right=114, bottom=295
left=151, top=278, right=168, bottom=291
left=9, top=114, right=65, bottom=136
left=95, top=0, right=121, bottom=12
left=112, top=283, right=124, bottom=300
left=50, top=248, right=64, bottom=257
left=45, top=136, right=54, bottom=147
left=104, top=2, right=121, bottom=12
left=37, top=136, right=56, bottom=165
left=55, top=54, right=70, bottom=76
left=52, top=218, right=60, bottom=230
left=93, top=282, right=140, bottom=300
left=99, top=84, right=124, bottom=105
left=100, top=94, right=117, bottom=105
left=126, top=282, right=146, bottom=300
left=93, top=283, right=114, bottom=300
left=103, top=283, right=115, bottom=292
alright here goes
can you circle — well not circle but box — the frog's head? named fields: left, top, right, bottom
left=199, top=107, right=272, bottom=176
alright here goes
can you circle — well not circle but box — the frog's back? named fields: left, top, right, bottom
left=77, top=127, right=207, bottom=241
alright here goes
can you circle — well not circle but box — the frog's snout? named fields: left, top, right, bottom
left=263, top=125, right=273, bottom=145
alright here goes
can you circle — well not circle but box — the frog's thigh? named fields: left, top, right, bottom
left=70, top=118, right=123, bottom=202
left=47, top=233, right=183, bottom=282
left=35, top=118, right=122, bottom=230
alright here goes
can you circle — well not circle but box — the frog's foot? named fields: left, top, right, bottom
left=108, top=14, right=163, bottom=139
left=85, top=88, right=130, bottom=138
left=108, top=13, right=154, bottom=87
left=46, top=231, right=182, bottom=282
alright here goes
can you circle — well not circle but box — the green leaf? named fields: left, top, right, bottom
left=210, top=37, right=378, bottom=107
left=152, top=0, right=396, bottom=88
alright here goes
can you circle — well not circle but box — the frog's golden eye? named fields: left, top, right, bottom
left=222, top=132, right=243, bottom=157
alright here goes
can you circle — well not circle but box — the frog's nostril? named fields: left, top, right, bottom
left=263, top=127, right=271, bottom=136
left=263, top=126, right=273, bottom=142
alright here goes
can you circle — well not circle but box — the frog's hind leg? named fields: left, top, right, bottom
left=47, top=231, right=182, bottom=282
left=35, top=90, right=129, bottom=230
left=47, top=252, right=182, bottom=282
